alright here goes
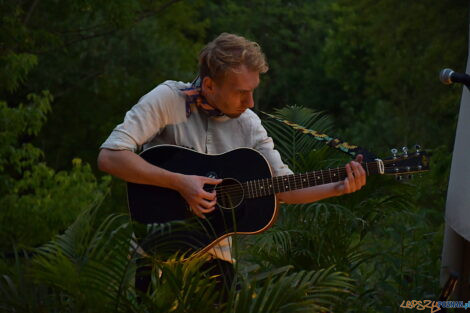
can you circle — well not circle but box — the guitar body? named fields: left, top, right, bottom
left=127, top=144, right=278, bottom=256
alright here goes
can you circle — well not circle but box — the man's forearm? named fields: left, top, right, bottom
left=97, top=149, right=181, bottom=190
left=276, top=182, right=342, bottom=204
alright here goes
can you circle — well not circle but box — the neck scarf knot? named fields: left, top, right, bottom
left=180, top=76, right=224, bottom=117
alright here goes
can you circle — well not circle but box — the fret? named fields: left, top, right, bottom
left=268, top=178, right=274, bottom=194
left=328, top=168, right=333, bottom=183
left=300, top=173, right=304, bottom=189
left=259, top=179, right=265, bottom=197
left=339, top=166, right=345, bottom=180
left=284, top=176, right=291, bottom=192
left=314, top=170, right=321, bottom=185
left=310, top=172, right=317, bottom=186
left=333, top=166, right=339, bottom=182
left=289, top=175, right=295, bottom=191
left=273, top=176, right=279, bottom=193
left=320, top=169, right=325, bottom=184
left=248, top=180, right=253, bottom=198
left=278, top=176, right=284, bottom=192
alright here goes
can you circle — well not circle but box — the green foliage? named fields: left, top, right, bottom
left=205, top=0, right=344, bottom=113
left=261, top=106, right=335, bottom=172
left=0, top=205, right=353, bottom=313
left=1, top=0, right=466, bottom=311
left=0, top=53, right=38, bottom=92
left=0, top=93, right=110, bottom=250
left=322, top=0, right=467, bottom=150
left=229, top=267, right=353, bottom=313
left=31, top=209, right=136, bottom=312
left=256, top=105, right=445, bottom=312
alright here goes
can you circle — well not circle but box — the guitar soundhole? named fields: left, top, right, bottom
left=215, top=178, right=244, bottom=210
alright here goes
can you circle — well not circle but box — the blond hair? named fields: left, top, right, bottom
left=198, top=33, right=268, bottom=82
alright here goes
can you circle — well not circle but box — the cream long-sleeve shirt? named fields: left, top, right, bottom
left=100, top=80, right=293, bottom=261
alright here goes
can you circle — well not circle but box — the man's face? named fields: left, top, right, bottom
left=203, top=65, right=260, bottom=118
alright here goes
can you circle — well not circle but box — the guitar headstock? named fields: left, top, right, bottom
left=382, top=145, right=430, bottom=180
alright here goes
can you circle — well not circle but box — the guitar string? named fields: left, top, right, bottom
left=210, top=156, right=421, bottom=199
left=212, top=163, right=403, bottom=200
left=213, top=162, right=402, bottom=196
left=213, top=157, right=421, bottom=194
left=193, top=156, right=424, bottom=207
left=213, top=161, right=398, bottom=194
left=217, top=168, right=416, bottom=199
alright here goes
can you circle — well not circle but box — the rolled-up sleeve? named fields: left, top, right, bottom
left=250, top=113, right=293, bottom=177
left=100, top=84, right=184, bottom=152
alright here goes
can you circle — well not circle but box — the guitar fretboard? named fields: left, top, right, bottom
left=242, top=161, right=381, bottom=199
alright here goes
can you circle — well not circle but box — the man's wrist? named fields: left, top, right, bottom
left=167, top=172, right=182, bottom=191
left=333, top=182, right=344, bottom=197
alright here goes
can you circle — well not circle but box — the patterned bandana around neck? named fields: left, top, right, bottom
left=180, top=76, right=224, bottom=118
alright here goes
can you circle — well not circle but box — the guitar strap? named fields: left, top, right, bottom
left=259, top=111, right=378, bottom=162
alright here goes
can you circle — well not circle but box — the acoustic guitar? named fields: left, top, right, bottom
left=127, top=144, right=429, bottom=257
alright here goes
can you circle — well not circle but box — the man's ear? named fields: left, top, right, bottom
left=202, top=76, right=214, bottom=94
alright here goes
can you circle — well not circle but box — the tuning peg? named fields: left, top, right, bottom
left=391, top=148, right=398, bottom=159
left=402, top=146, right=408, bottom=158
left=415, top=144, right=421, bottom=155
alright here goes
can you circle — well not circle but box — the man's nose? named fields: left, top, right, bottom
left=245, top=93, right=254, bottom=108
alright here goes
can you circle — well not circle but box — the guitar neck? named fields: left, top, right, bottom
left=243, top=160, right=383, bottom=199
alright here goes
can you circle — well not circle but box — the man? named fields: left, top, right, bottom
left=97, top=32, right=366, bottom=294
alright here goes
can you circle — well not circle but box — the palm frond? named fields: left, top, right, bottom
left=0, top=248, right=52, bottom=312
left=129, top=255, right=224, bottom=313
left=261, top=105, right=336, bottom=171
left=228, top=267, right=353, bottom=313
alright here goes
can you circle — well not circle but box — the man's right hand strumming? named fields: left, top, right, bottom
left=173, top=174, right=222, bottom=219
left=97, top=149, right=222, bottom=219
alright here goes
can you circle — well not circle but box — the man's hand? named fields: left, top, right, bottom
left=173, top=174, right=222, bottom=218
left=335, top=154, right=366, bottom=195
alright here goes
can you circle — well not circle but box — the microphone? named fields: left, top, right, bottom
left=439, top=68, right=470, bottom=87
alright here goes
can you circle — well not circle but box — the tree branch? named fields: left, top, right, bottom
left=24, top=0, right=40, bottom=25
